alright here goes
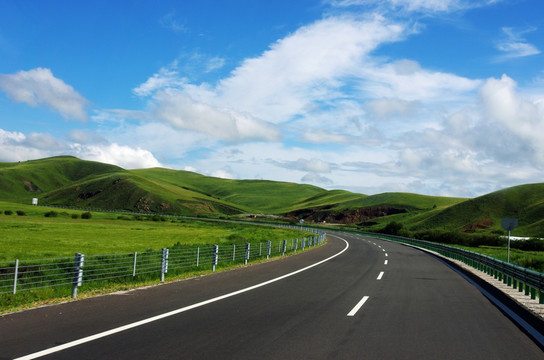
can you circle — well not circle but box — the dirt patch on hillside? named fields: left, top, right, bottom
left=286, top=205, right=411, bottom=224
left=23, top=180, right=41, bottom=193
left=463, top=217, right=493, bottom=232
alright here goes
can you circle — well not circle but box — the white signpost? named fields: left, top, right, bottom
left=501, top=218, right=518, bottom=263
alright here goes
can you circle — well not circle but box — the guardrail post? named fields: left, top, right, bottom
left=72, top=253, right=85, bottom=299
left=294, top=238, right=298, bottom=253
left=13, top=259, right=19, bottom=294
left=302, top=237, right=306, bottom=251
left=282, top=239, right=287, bottom=256
left=245, top=243, right=250, bottom=265
left=133, top=252, right=137, bottom=277
left=212, top=245, right=218, bottom=272
left=267, top=241, right=271, bottom=259
left=161, top=248, right=169, bottom=282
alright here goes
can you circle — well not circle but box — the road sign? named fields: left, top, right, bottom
left=501, top=218, right=518, bottom=231
left=501, top=218, right=518, bottom=263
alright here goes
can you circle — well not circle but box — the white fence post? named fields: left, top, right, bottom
left=196, top=247, right=200, bottom=267
left=245, top=243, right=250, bottom=265
left=161, top=248, right=169, bottom=282
left=72, top=253, right=84, bottom=299
left=13, top=259, right=19, bottom=294
left=212, top=245, right=218, bottom=272
left=132, top=252, right=137, bottom=277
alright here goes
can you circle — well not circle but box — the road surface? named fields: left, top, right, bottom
left=1, top=232, right=542, bottom=359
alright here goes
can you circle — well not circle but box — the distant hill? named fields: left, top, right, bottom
left=1, top=156, right=543, bottom=237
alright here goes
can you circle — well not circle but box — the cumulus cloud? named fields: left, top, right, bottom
left=72, top=143, right=162, bottom=169
left=301, top=172, right=334, bottom=185
left=0, top=128, right=161, bottom=169
left=480, top=74, right=544, bottom=166
left=0, top=68, right=88, bottom=121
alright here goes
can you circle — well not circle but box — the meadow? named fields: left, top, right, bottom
left=0, top=201, right=310, bottom=261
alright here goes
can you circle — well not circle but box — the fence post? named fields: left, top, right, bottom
left=132, top=252, right=137, bottom=277
left=161, top=248, right=169, bottom=282
left=245, top=243, right=250, bottom=265
left=302, top=237, right=306, bottom=251
left=259, top=243, right=262, bottom=257
left=233, top=244, right=236, bottom=261
left=72, top=253, right=85, bottom=299
left=267, top=241, right=271, bottom=259
left=196, top=247, right=200, bottom=267
left=13, top=259, right=19, bottom=294
left=282, top=239, right=287, bottom=256
left=212, top=245, right=218, bottom=272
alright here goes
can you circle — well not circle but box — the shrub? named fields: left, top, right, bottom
left=44, top=211, right=58, bottom=217
left=81, top=211, right=92, bottom=219
left=71, top=214, right=79, bottom=219
left=380, top=221, right=403, bottom=236
left=4, top=210, right=13, bottom=215
left=16, top=210, right=26, bottom=216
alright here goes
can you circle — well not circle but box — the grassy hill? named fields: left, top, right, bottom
left=1, top=156, right=543, bottom=237
left=408, top=183, right=544, bottom=237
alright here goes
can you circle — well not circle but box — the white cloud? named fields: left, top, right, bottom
left=359, top=59, right=481, bottom=102
left=496, top=27, right=540, bottom=60
left=328, top=0, right=498, bottom=13
left=159, top=11, right=187, bottom=33
left=216, top=14, right=406, bottom=124
left=480, top=74, right=544, bottom=166
left=0, top=128, right=161, bottom=170
left=151, top=89, right=281, bottom=142
left=0, top=68, right=88, bottom=121
left=71, top=143, right=162, bottom=169
left=133, top=65, right=187, bottom=97
left=365, top=98, right=420, bottom=119
left=300, top=130, right=351, bottom=144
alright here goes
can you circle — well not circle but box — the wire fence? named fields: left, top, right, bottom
left=0, top=227, right=325, bottom=298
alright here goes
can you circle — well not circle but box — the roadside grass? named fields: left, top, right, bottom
left=0, top=244, right=321, bottom=315
left=0, top=202, right=310, bottom=261
left=453, top=244, right=544, bottom=272
left=0, top=202, right=319, bottom=313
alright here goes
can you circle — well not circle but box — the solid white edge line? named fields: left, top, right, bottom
left=14, top=235, right=350, bottom=360
left=347, top=296, right=370, bottom=317
left=377, top=271, right=384, bottom=280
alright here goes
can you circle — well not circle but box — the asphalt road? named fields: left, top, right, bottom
left=1, top=232, right=542, bottom=359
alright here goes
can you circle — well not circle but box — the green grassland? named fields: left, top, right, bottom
left=0, top=201, right=311, bottom=262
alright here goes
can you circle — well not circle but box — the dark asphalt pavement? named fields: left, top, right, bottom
left=1, top=232, right=542, bottom=359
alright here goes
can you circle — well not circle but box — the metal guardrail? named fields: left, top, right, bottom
left=366, top=232, right=544, bottom=304
left=0, top=227, right=325, bottom=299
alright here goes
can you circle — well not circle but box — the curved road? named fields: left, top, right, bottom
left=1, top=232, right=542, bottom=359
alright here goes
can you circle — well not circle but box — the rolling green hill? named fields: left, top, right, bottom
left=0, top=156, right=543, bottom=237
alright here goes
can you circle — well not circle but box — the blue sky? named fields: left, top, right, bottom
left=1, top=0, right=543, bottom=198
